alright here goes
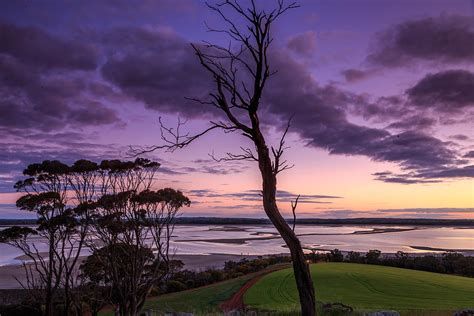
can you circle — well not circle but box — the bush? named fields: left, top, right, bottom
left=166, top=280, right=187, bottom=293
left=366, top=249, right=381, bottom=264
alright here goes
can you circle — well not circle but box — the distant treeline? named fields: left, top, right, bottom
left=1, top=217, right=474, bottom=226
left=318, top=249, right=474, bottom=278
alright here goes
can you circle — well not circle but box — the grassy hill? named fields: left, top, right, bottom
left=244, top=263, right=474, bottom=313
left=99, top=275, right=248, bottom=315
left=141, top=275, right=249, bottom=314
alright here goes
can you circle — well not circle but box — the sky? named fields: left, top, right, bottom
left=0, top=0, right=473, bottom=219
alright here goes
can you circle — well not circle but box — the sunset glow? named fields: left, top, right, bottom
left=1, top=0, right=473, bottom=219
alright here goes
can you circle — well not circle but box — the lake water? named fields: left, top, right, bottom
left=1, top=224, right=473, bottom=266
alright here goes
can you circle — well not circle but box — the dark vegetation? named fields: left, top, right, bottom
left=0, top=159, right=190, bottom=316
left=161, top=256, right=291, bottom=295
left=313, top=249, right=474, bottom=278
left=1, top=250, right=472, bottom=315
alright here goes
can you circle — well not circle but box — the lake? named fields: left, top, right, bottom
left=1, top=224, right=473, bottom=266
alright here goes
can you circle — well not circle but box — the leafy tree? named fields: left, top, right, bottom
left=0, top=160, right=79, bottom=315
left=366, top=249, right=382, bottom=264
left=347, top=251, right=362, bottom=263
left=395, top=251, right=409, bottom=267
left=329, top=249, right=344, bottom=262
left=0, top=158, right=186, bottom=316
left=80, top=160, right=190, bottom=316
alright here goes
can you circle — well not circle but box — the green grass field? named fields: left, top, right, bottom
left=100, top=270, right=258, bottom=315
left=244, top=263, right=474, bottom=313
left=141, top=275, right=249, bottom=314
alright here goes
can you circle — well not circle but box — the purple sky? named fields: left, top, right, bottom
left=0, top=0, right=473, bottom=219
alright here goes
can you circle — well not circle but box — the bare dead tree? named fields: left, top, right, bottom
left=132, top=1, right=316, bottom=314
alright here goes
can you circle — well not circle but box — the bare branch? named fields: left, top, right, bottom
left=129, top=117, right=226, bottom=156
left=291, top=194, right=300, bottom=231
left=272, top=116, right=295, bottom=175
left=209, top=146, right=258, bottom=163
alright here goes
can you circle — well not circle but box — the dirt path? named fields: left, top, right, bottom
left=220, top=264, right=289, bottom=312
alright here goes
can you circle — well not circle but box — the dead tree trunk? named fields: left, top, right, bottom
left=133, top=1, right=317, bottom=314
left=253, top=119, right=316, bottom=315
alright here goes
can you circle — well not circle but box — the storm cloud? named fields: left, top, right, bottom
left=368, top=14, right=474, bottom=66
left=0, top=23, right=121, bottom=134
left=407, top=70, right=474, bottom=112
left=101, top=27, right=213, bottom=117
left=0, top=9, right=472, bottom=189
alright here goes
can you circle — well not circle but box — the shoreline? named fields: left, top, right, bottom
left=175, top=227, right=420, bottom=244
left=2, top=249, right=474, bottom=290
left=0, top=253, right=263, bottom=290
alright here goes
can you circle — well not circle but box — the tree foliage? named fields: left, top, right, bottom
left=0, top=158, right=188, bottom=316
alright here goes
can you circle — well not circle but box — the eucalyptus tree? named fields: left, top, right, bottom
left=133, top=1, right=316, bottom=314
left=0, top=158, right=186, bottom=316
left=81, top=160, right=190, bottom=316
left=0, top=160, right=101, bottom=315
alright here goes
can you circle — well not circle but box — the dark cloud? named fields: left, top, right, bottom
left=368, top=132, right=457, bottom=170
left=97, top=27, right=473, bottom=184
left=386, top=116, right=436, bottom=131
left=0, top=23, right=121, bottom=134
left=188, top=189, right=341, bottom=204
left=464, top=151, right=474, bottom=158
left=347, top=70, right=474, bottom=132
left=368, top=14, right=474, bottom=67
left=341, top=68, right=375, bottom=83
left=263, top=52, right=462, bottom=172
left=372, top=172, right=438, bottom=184
left=420, top=165, right=474, bottom=179
left=1, top=16, right=471, bottom=189
left=373, top=164, right=474, bottom=184
left=0, top=22, right=98, bottom=70
left=406, top=70, right=474, bottom=112
left=0, top=0, right=197, bottom=33
left=450, top=134, right=470, bottom=141
left=348, top=96, right=406, bottom=122
left=101, top=27, right=213, bottom=117
left=287, top=31, right=316, bottom=56
left=153, top=158, right=248, bottom=176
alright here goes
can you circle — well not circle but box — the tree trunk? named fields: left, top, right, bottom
left=45, top=236, right=55, bottom=316
left=252, top=125, right=316, bottom=315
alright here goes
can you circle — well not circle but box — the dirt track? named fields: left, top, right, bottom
left=220, top=264, right=290, bottom=312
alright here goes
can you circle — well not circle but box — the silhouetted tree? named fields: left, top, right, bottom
left=329, top=249, right=344, bottom=262
left=133, top=1, right=316, bottom=314
left=81, top=160, right=190, bottom=316
left=346, top=251, right=362, bottom=263
left=0, top=158, right=187, bottom=316
left=395, top=251, right=409, bottom=267
left=366, top=249, right=382, bottom=264
left=0, top=160, right=96, bottom=316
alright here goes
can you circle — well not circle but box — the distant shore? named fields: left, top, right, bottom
left=1, top=217, right=474, bottom=227
left=175, top=227, right=418, bottom=244
left=0, top=253, right=262, bottom=290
